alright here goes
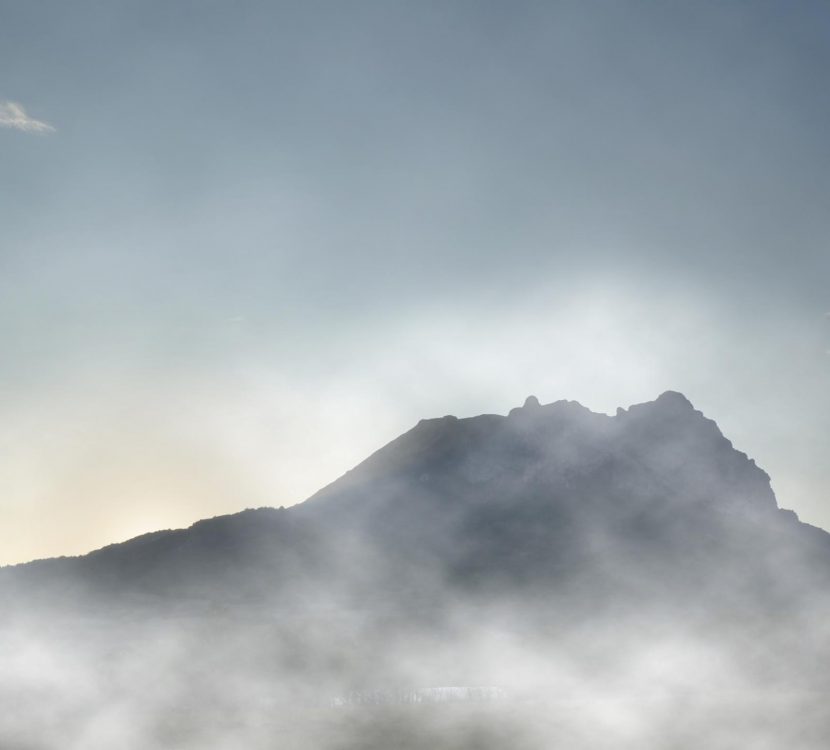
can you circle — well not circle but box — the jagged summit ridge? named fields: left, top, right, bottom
left=303, top=390, right=779, bottom=525
left=508, top=390, right=696, bottom=423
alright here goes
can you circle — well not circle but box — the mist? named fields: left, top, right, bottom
left=3, top=2, right=829, bottom=746
left=3, top=393, right=830, bottom=747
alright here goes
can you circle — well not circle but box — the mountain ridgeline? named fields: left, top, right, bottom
left=3, top=392, right=830, bottom=749
left=5, top=391, right=826, bottom=613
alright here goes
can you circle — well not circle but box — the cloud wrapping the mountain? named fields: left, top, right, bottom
left=0, top=101, right=55, bottom=133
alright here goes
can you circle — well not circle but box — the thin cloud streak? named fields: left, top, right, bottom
left=0, top=100, right=55, bottom=133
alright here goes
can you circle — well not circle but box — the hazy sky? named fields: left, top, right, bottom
left=1, top=0, right=828, bottom=565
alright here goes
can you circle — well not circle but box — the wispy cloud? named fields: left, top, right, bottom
left=0, top=101, right=55, bottom=134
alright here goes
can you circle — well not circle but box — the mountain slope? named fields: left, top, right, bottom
left=4, top=391, right=828, bottom=617
left=4, top=392, right=830, bottom=749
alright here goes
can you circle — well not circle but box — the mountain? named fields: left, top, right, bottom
left=5, top=391, right=827, bottom=611
left=3, top=392, right=830, bottom=749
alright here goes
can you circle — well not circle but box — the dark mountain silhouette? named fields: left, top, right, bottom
left=5, top=391, right=827, bottom=612
left=4, top=392, right=830, bottom=748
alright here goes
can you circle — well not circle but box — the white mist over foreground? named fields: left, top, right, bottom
left=3, top=393, right=830, bottom=748
left=2, top=606, right=829, bottom=749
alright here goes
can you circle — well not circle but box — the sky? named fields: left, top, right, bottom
left=1, top=0, right=828, bottom=565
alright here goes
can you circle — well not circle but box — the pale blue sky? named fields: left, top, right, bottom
left=1, top=1, right=828, bottom=563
